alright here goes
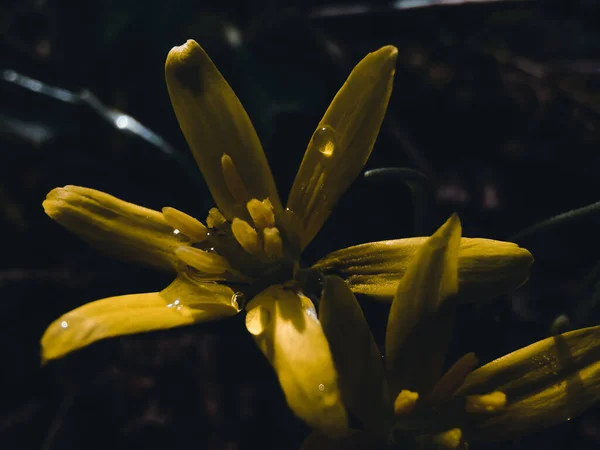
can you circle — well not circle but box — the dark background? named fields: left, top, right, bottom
left=1, top=0, right=599, bottom=449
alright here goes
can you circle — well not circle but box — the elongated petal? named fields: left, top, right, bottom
left=301, top=430, right=375, bottom=450
left=385, top=215, right=461, bottom=398
left=165, top=40, right=283, bottom=221
left=41, top=274, right=240, bottom=363
left=454, top=326, right=600, bottom=441
left=43, top=186, right=185, bottom=271
left=319, top=276, right=393, bottom=437
left=245, top=285, right=347, bottom=435
left=287, top=46, right=397, bottom=249
left=313, top=237, right=533, bottom=304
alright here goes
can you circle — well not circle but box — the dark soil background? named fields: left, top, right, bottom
left=1, top=0, right=599, bottom=449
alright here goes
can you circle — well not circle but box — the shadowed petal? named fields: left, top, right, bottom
left=385, top=214, right=461, bottom=398
left=320, top=275, right=393, bottom=437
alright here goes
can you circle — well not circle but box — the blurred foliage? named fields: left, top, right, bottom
left=1, top=0, right=599, bottom=449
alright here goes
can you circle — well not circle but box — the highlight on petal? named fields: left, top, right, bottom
left=165, top=40, right=283, bottom=222
left=319, top=275, right=393, bottom=437
left=41, top=273, right=240, bottom=363
left=312, top=237, right=533, bottom=304
left=245, top=285, right=348, bottom=436
left=453, top=326, right=600, bottom=441
left=385, top=214, right=461, bottom=398
left=43, top=186, right=185, bottom=271
left=287, top=45, right=398, bottom=250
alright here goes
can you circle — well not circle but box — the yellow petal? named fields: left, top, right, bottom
left=301, top=430, right=374, bottom=450
left=319, top=275, right=393, bottom=437
left=453, top=326, right=600, bottom=441
left=287, top=46, right=397, bottom=250
left=41, top=273, right=240, bottom=363
left=385, top=214, right=461, bottom=398
left=245, top=285, right=347, bottom=435
left=165, top=40, right=283, bottom=221
left=43, top=186, right=185, bottom=271
left=312, top=237, right=533, bottom=304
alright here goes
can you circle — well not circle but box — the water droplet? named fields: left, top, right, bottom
left=312, top=125, right=336, bottom=158
left=318, top=383, right=325, bottom=392
left=231, top=292, right=244, bottom=309
left=167, top=299, right=181, bottom=308
left=246, top=306, right=271, bottom=336
left=60, top=320, right=68, bottom=329
left=173, top=228, right=181, bottom=235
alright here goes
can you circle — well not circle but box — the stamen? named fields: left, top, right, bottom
left=263, top=227, right=283, bottom=259
left=162, top=207, right=208, bottom=242
left=206, top=207, right=227, bottom=229
left=394, top=389, right=419, bottom=415
left=432, top=428, right=462, bottom=449
left=247, top=198, right=275, bottom=229
left=231, top=218, right=262, bottom=255
left=465, top=391, right=507, bottom=413
left=175, top=246, right=229, bottom=274
left=221, top=153, right=249, bottom=205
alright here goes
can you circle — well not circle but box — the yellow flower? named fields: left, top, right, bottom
left=41, top=40, right=532, bottom=436
left=306, top=215, right=600, bottom=448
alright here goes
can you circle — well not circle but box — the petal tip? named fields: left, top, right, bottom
left=378, top=45, right=398, bottom=57
left=372, top=45, right=398, bottom=69
left=166, top=39, right=202, bottom=61
left=43, top=186, right=72, bottom=218
left=165, top=39, right=208, bottom=94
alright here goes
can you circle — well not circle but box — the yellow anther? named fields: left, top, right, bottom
left=394, top=389, right=419, bottom=415
left=247, top=198, right=275, bottom=229
left=221, top=153, right=249, bottom=205
left=433, top=428, right=462, bottom=449
left=162, top=207, right=208, bottom=242
left=206, top=207, right=227, bottom=229
left=175, top=246, right=228, bottom=274
left=465, top=391, right=507, bottom=413
left=231, top=218, right=262, bottom=255
left=263, top=227, right=283, bottom=259
left=430, top=352, right=479, bottom=403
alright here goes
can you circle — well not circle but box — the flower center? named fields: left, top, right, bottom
left=161, top=153, right=299, bottom=305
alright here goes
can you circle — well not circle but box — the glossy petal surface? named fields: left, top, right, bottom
left=319, top=275, right=393, bottom=437
left=385, top=215, right=461, bottom=397
left=287, top=46, right=397, bottom=249
left=43, top=186, right=185, bottom=271
left=313, top=237, right=532, bottom=303
left=42, top=274, right=239, bottom=363
left=455, top=326, right=600, bottom=441
left=165, top=40, right=283, bottom=221
left=245, top=285, right=347, bottom=436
